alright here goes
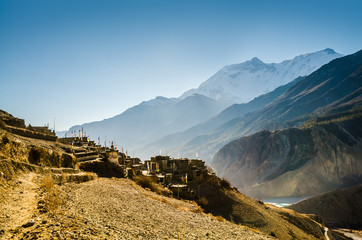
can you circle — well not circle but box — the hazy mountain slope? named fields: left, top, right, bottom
left=288, top=184, right=362, bottom=229
left=168, top=49, right=362, bottom=162
left=67, top=94, right=227, bottom=152
left=212, top=110, right=362, bottom=198
left=181, top=48, right=342, bottom=103
left=139, top=77, right=303, bottom=158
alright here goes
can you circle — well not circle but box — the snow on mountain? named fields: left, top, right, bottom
left=181, top=48, right=343, bottom=103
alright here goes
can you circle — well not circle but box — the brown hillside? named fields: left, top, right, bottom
left=196, top=176, right=349, bottom=240
left=288, top=184, right=362, bottom=229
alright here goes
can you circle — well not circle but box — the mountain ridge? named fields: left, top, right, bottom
left=210, top=49, right=362, bottom=198
left=181, top=48, right=342, bottom=103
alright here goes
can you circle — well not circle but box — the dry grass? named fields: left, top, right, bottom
left=198, top=196, right=208, bottom=207
left=133, top=175, right=172, bottom=197
left=42, top=174, right=62, bottom=215
left=133, top=178, right=203, bottom=214
left=0, top=132, right=28, bottom=162
left=60, top=172, right=67, bottom=185
left=133, top=175, right=155, bottom=189
left=214, top=215, right=226, bottom=222
left=190, top=203, right=204, bottom=213
left=54, top=172, right=97, bottom=185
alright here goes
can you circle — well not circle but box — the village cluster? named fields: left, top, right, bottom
left=0, top=112, right=215, bottom=199
left=58, top=129, right=213, bottom=199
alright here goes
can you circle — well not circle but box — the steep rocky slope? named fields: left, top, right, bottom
left=288, top=184, right=362, bottom=229
left=212, top=109, right=362, bottom=199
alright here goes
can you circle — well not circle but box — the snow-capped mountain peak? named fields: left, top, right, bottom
left=180, top=49, right=343, bottom=104
left=323, top=48, right=336, bottom=54
left=139, top=96, right=178, bottom=107
left=250, top=57, right=263, bottom=63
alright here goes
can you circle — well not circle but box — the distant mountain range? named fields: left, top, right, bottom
left=211, top=49, right=362, bottom=198
left=64, top=48, right=343, bottom=159
left=139, top=76, right=304, bottom=159
left=181, top=48, right=342, bottom=103
left=66, top=94, right=228, bottom=152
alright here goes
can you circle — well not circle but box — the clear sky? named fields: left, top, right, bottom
left=1, top=0, right=362, bottom=131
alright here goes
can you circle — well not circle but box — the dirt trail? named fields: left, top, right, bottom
left=0, top=172, right=40, bottom=238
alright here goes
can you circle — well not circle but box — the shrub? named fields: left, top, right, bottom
left=53, top=171, right=97, bottom=185
left=133, top=175, right=172, bottom=196
left=191, top=204, right=204, bottom=213
left=198, top=196, right=209, bottom=207
left=220, top=178, right=232, bottom=190
left=133, top=175, right=156, bottom=189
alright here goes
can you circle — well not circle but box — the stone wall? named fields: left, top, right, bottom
left=4, top=125, right=57, bottom=141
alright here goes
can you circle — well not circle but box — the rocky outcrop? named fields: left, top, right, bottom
left=4, top=125, right=57, bottom=141
left=212, top=113, right=362, bottom=199
left=0, top=110, right=26, bottom=128
left=27, top=147, right=75, bottom=168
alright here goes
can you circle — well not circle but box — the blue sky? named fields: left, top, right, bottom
left=1, top=0, right=362, bottom=131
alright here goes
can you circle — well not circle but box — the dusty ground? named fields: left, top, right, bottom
left=0, top=173, right=272, bottom=240
left=0, top=172, right=41, bottom=238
